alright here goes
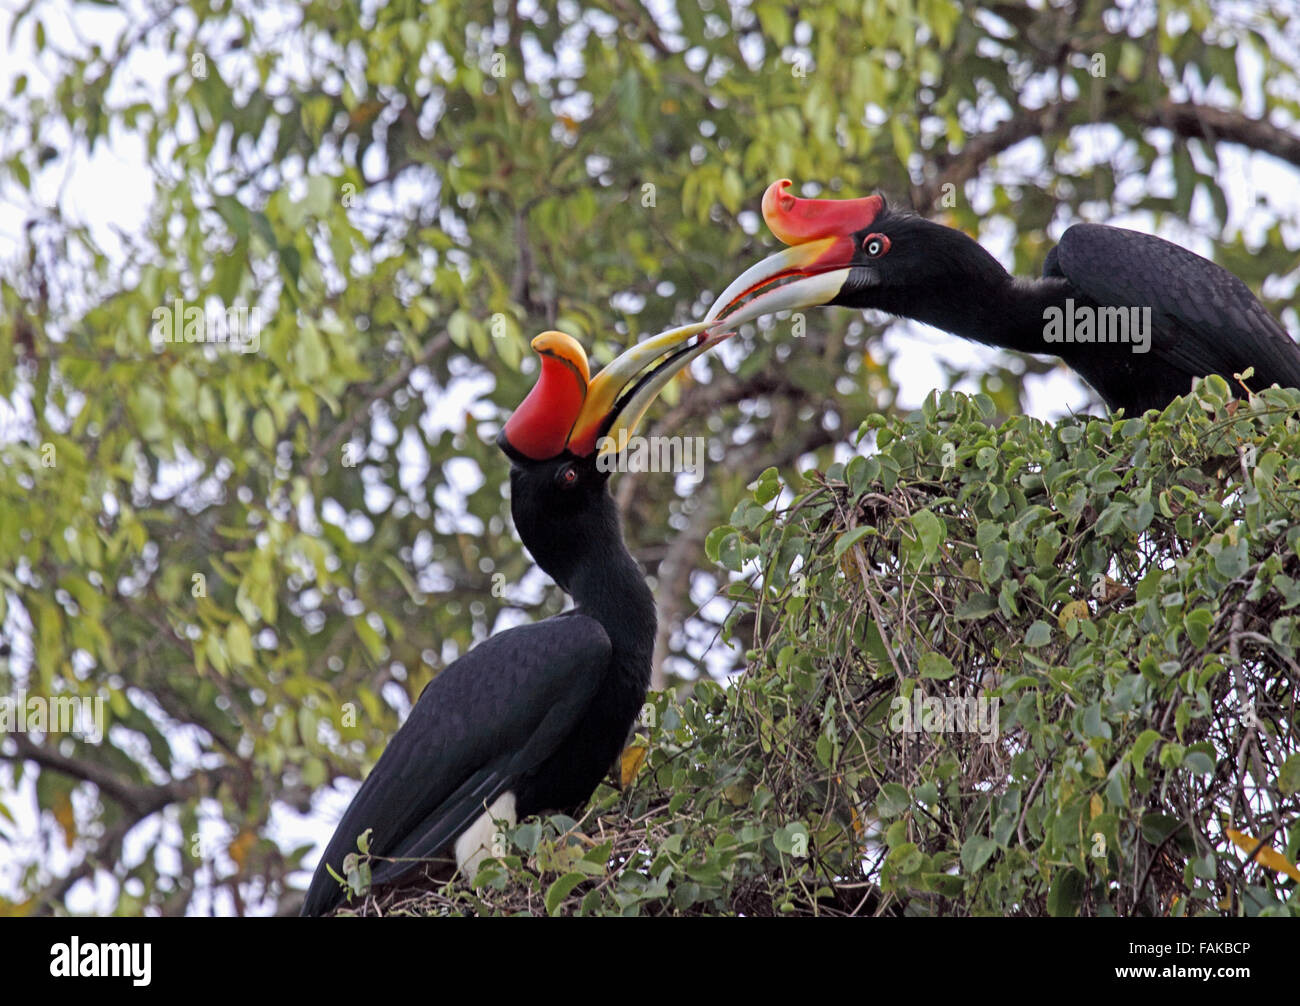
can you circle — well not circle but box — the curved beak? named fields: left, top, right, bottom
left=568, top=321, right=733, bottom=457
left=703, top=240, right=854, bottom=327
left=704, top=178, right=883, bottom=327
left=498, top=324, right=734, bottom=463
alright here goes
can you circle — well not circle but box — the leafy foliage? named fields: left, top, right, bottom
left=366, top=381, right=1300, bottom=916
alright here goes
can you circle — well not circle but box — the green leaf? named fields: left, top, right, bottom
left=918, top=651, right=955, bottom=680
left=225, top=621, right=254, bottom=666
left=955, top=593, right=998, bottom=620
left=960, top=835, right=997, bottom=873
left=877, top=783, right=910, bottom=817
left=834, top=525, right=873, bottom=560
left=1047, top=868, right=1085, bottom=917
left=909, top=508, right=944, bottom=565
left=253, top=409, right=276, bottom=450
left=544, top=872, right=587, bottom=916
left=717, top=532, right=744, bottom=571
left=296, top=321, right=328, bottom=383
left=704, top=525, right=734, bottom=563
left=1279, top=754, right=1300, bottom=796
left=1130, top=729, right=1162, bottom=776
left=752, top=467, right=781, bottom=505
left=1024, top=620, right=1052, bottom=647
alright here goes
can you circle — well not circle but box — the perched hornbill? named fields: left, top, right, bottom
left=706, top=179, right=1300, bottom=413
left=302, top=322, right=729, bottom=916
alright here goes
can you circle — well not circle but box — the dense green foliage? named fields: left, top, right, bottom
left=1, top=0, right=1297, bottom=915
left=345, top=381, right=1300, bottom=916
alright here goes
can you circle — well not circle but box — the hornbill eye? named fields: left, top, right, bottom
left=555, top=463, right=579, bottom=489
left=863, top=233, right=890, bottom=258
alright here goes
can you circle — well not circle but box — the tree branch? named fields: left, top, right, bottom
left=915, top=99, right=1300, bottom=211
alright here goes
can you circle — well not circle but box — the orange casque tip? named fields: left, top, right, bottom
left=761, top=178, right=885, bottom=245
left=530, top=330, right=590, bottom=383
left=500, top=331, right=591, bottom=461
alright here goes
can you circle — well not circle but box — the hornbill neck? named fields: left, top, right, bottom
left=515, top=482, right=656, bottom=682
left=572, top=542, right=656, bottom=675
left=935, top=275, right=1078, bottom=356
left=863, top=228, right=1076, bottom=356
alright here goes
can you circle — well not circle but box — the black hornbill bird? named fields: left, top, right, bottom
left=302, top=321, right=729, bottom=916
left=706, top=179, right=1300, bottom=414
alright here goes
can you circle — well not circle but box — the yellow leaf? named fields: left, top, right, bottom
left=1225, top=827, right=1300, bottom=882
left=53, top=791, right=76, bottom=850
left=229, top=830, right=257, bottom=870
left=0, top=896, right=36, bottom=917
left=619, top=743, right=648, bottom=789
left=348, top=100, right=386, bottom=127
left=1059, top=599, right=1091, bottom=629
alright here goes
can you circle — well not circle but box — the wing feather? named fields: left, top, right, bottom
left=301, top=613, right=611, bottom=915
left=1051, top=224, right=1300, bottom=399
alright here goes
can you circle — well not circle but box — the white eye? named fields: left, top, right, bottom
left=862, top=233, right=891, bottom=257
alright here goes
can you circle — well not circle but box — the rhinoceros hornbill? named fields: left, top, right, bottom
left=706, top=179, right=1300, bottom=413
left=302, top=322, right=729, bottom=916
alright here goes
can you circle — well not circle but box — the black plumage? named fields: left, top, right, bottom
left=298, top=322, right=732, bottom=917
left=830, top=212, right=1300, bottom=413
left=712, top=181, right=1300, bottom=414
left=301, top=450, right=654, bottom=917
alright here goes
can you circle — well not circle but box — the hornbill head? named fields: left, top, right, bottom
left=705, top=178, right=1003, bottom=328
left=497, top=323, right=729, bottom=585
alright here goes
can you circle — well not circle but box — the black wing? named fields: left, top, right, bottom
left=1048, top=223, right=1300, bottom=401
left=301, top=612, right=611, bottom=916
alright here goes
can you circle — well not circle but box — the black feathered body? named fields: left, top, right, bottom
left=831, top=212, right=1300, bottom=413
left=1042, top=224, right=1300, bottom=412
left=301, top=455, right=654, bottom=916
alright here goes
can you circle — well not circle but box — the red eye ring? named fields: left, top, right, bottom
left=557, top=464, right=578, bottom=488
left=862, top=233, right=891, bottom=257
